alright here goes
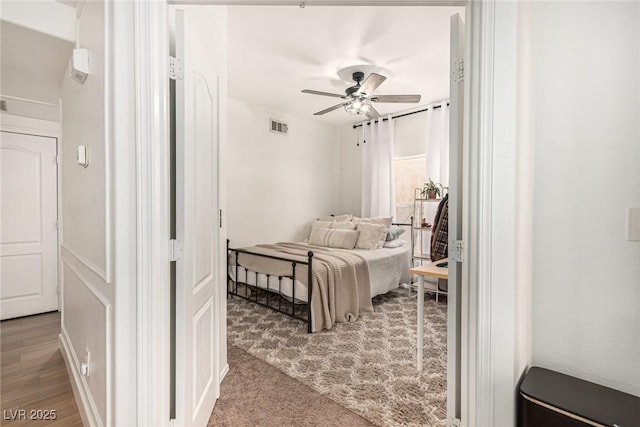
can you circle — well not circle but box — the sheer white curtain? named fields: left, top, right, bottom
left=361, top=114, right=396, bottom=218
left=425, top=102, right=450, bottom=188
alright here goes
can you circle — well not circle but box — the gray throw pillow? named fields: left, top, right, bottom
left=386, top=225, right=406, bottom=241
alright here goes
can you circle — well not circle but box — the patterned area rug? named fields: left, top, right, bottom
left=227, top=289, right=448, bottom=427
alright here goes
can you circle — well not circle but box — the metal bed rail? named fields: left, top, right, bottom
left=226, top=239, right=314, bottom=333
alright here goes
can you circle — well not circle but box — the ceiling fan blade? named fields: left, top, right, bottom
left=314, top=103, right=346, bottom=115
left=302, top=89, right=346, bottom=99
left=365, top=106, right=381, bottom=120
left=372, top=94, right=422, bottom=103
left=357, top=73, right=386, bottom=95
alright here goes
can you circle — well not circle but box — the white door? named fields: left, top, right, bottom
left=0, top=132, right=58, bottom=320
left=448, top=13, right=465, bottom=426
left=174, top=8, right=220, bottom=426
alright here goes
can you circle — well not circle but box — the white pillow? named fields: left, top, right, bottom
left=331, top=221, right=357, bottom=230
left=353, top=216, right=392, bottom=229
left=317, top=214, right=353, bottom=222
left=355, top=223, right=387, bottom=250
left=308, top=220, right=332, bottom=240
left=383, top=239, right=405, bottom=249
left=353, top=217, right=392, bottom=248
left=308, top=228, right=359, bottom=249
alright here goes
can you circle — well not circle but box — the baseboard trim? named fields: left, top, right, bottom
left=59, top=329, right=103, bottom=427
left=219, top=363, right=229, bottom=382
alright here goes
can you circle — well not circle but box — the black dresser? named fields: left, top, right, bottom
left=518, top=367, right=640, bottom=427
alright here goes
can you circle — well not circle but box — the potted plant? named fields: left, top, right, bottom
left=421, top=178, right=442, bottom=199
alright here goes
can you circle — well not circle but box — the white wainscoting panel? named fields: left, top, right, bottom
left=193, top=296, right=214, bottom=416
left=61, top=254, right=111, bottom=426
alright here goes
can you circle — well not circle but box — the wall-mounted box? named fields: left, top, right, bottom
left=70, top=48, right=89, bottom=84
left=76, top=145, right=88, bottom=168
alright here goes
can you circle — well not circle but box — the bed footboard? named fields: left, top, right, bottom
left=226, top=239, right=314, bottom=333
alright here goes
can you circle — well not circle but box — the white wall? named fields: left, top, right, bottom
left=531, top=1, right=640, bottom=396
left=338, top=125, right=362, bottom=216
left=227, top=98, right=342, bottom=247
left=59, top=1, right=137, bottom=425
left=60, top=1, right=110, bottom=424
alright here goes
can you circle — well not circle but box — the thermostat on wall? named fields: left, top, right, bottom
left=70, top=48, right=89, bottom=84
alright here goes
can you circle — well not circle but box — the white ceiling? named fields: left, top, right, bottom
left=0, top=5, right=461, bottom=124
left=1, top=0, right=76, bottom=42
left=228, top=5, right=464, bottom=127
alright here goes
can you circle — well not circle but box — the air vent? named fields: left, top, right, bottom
left=269, top=118, right=288, bottom=135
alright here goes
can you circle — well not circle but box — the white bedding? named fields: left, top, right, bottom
left=339, top=240, right=412, bottom=296
left=229, top=240, right=411, bottom=302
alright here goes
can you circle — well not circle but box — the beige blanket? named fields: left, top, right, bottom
left=230, top=242, right=372, bottom=332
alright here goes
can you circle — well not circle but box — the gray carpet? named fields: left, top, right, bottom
left=227, top=289, right=448, bottom=427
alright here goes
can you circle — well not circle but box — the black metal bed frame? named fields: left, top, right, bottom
left=227, top=239, right=314, bottom=333
left=226, top=221, right=413, bottom=334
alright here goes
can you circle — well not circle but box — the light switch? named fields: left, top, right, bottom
left=76, top=145, right=88, bottom=167
left=628, top=208, right=640, bottom=241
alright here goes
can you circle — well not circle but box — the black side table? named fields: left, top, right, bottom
left=518, top=366, right=640, bottom=427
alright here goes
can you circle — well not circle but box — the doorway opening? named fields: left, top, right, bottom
left=168, top=3, right=468, bottom=426
left=0, top=125, right=71, bottom=421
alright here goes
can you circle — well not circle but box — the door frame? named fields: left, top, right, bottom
left=133, top=1, right=516, bottom=426
left=132, top=2, right=172, bottom=425
left=0, top=114, right=62, bottom=312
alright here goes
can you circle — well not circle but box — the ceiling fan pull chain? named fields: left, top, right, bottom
left=357, top=123, right=366, bottom=147
left=363, top=120, right=368, bottom=144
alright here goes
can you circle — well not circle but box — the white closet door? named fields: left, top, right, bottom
left=1, top=131, right=58, bottom=320
left=174, top=8, right=220, bottom=426
left=448, top=13, right=465, bottom=426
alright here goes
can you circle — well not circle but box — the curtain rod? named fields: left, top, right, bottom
left=351, top=101, right=450, bottom=129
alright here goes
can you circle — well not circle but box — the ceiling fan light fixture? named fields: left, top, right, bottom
left=344, top=102, right=359, bottom=115
left=344, top=98, right=371, bottom=115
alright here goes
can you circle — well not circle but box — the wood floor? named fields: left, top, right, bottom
left=0, top=312, right=82, bottom=426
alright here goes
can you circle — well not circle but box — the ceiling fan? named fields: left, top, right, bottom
left=302, top=71, right=421, bottom=119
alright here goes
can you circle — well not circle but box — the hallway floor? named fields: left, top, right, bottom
left=0, top=312, right=82, bottom=425
left=1, top=312, right=371, bottom=426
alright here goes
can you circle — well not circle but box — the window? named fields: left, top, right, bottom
left=394, top=154, right=426, bottom=223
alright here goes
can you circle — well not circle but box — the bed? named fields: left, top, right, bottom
left=227, top=219, right=412, bottom=333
